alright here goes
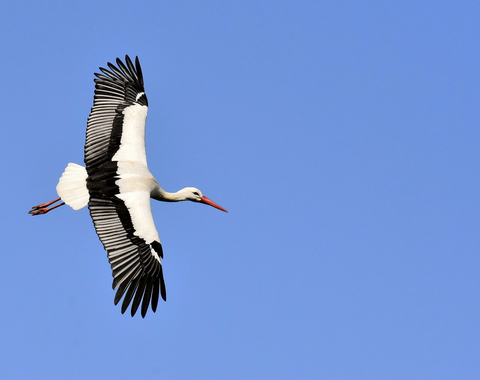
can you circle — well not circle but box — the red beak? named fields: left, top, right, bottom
left=200, top=196, right=228, bottom=213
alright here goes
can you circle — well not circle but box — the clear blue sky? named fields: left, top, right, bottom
left=1, top=1, right=479, bottom=379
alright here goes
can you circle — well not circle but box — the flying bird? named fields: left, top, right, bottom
left=29, top=56, right=227, bottom=317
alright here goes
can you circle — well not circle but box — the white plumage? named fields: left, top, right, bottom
left=56, top=163, right=88, bottom=210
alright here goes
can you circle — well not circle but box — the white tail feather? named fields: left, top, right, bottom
left=56, top=163, right=89, bottom=210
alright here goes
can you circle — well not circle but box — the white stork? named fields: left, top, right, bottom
left=29, top=56, right=227, bottom=318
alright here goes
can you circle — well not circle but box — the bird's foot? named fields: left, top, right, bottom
left=29, top=198, right=65, bottom=216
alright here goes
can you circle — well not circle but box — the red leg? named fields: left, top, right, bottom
left=31, top=197, right=61, bottom=209
left=29, top=198, right=65, bottom=216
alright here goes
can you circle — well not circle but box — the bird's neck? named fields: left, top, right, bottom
left=151, top=186, right=187, bottom=202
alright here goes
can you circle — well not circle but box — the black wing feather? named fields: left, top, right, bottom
left=141, top=280, right=154, bottom=318
left=122, top=275, right=141, bottom=314
left=131, top=275, right=148, bottom=317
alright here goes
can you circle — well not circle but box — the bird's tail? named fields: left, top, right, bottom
left=56, top=163, right=89, bottom=210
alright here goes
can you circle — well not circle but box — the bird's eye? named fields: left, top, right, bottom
left=193, top=192, right=199, bottom=196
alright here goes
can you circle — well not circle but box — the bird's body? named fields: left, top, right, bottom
left=29, top=56, right=227, bottom=317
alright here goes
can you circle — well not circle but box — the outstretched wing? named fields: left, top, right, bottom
left=85, top=55, right=149, bottom=172
left=85, top=56, right=166, bottom=317
left=87, top=162, right=166, bottom=317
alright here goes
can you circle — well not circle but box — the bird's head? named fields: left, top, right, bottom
left=181, top=187, right=228, bottom=212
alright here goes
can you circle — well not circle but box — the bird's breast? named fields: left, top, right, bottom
left=115, top=161, right=157, bottom=194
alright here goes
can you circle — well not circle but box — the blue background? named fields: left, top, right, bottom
left=1, top=1, right=479, bottom=379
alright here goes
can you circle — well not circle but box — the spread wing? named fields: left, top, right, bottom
left=84, top=55, right=149, bottom=171
left=88, top=182, right=166, bottom=318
